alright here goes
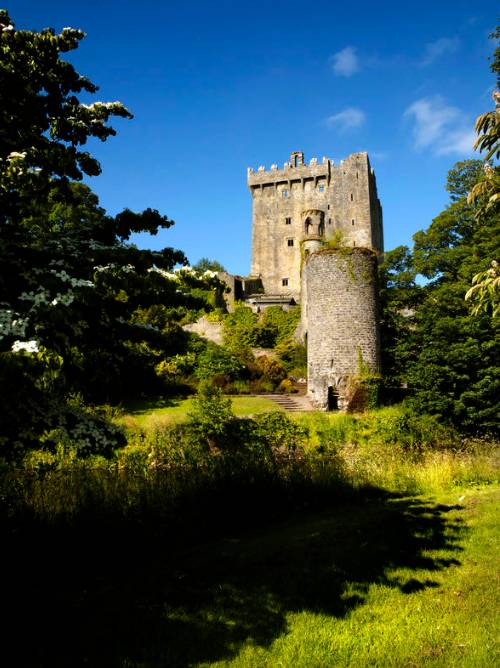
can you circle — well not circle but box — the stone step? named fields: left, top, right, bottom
left=258, top=394, right=314, bottom=413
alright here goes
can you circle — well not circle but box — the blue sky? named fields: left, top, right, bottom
left=13, top=1, right=499, bottom=274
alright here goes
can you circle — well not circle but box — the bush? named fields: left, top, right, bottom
left=252, top=377, right=276, bottom=393
left=260, top=306, right=301, bottom=346
left=278, top=378, right=295, bottom=393
left=275, top=341, right=307, bottom=376
left=223, top=303, right=259, bottom=351
left=254, top=412, right=307, bottom=451
left=256, top=356, right=287, bottom=385
left=195, top=341, right=243, bottom=383
left=41, top=395, right=126, bottom=458
left=187, top=384, right=234, bottom=452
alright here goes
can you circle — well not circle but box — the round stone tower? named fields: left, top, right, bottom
left=305, top=247, right=380, bottom=410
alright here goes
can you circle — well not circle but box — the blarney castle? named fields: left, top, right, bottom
left=222, top=150, right=383, bottom=411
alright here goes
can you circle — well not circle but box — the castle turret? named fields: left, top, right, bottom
left=305, top=247, right=380, bottom=410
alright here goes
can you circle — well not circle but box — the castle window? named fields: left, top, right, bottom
left=318, top=222, right=325, bottom=236
left=328, top=218, right=332, bottom=225
left=350, top=193, right=353, bottom=201
left=285, top=216, right=292, bottom=225
left=287, top=238, right=294, bottom=247
left=318, top=184, right=325, bottom=192
left=282, top=278, right=289, bottom=286
left=352, top=219, right=355, bottom=225
left=327, top=204, right=330, bottom=209
left=304, top=217, right=312, bottom=234
left=282, top=189, right=289, bottom=198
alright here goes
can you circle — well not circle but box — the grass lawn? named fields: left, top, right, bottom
left=6, top=483, right=497, bottom=666
left=154, top=485, right=500, bottom=668
left=120, top=395, right=283, bottom=428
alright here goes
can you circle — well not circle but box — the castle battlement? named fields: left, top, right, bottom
left=247, top=153, right=333, bottom=184
left=247, top=151, right=372, bottom=188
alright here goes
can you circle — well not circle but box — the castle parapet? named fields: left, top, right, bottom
left=248, top=151, right=332, bottom=187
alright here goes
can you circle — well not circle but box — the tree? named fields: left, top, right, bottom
left=192, top=257, right=226, bottom=273
left=381, top=161, right=499, bottom=432
left=465, top=25, right=499, bottom=316
left=0, top=12, right=222, bottom=458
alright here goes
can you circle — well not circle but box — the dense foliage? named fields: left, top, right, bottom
left=0, top=11, right=221, bottom=458
left=380, top=159, right=499, bottom=432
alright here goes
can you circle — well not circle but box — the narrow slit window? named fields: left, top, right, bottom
left=352, top=219, right=355, bottom=225
left=282, top=278, right=289, bottom=286
left=350, top=193, right=353, bottom=201
left=285, top=217, right=292, bottom=225
left=287, top=239, right=294, bottom=247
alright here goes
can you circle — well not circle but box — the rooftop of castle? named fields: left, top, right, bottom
left=247, top=150, right=371, bottom=183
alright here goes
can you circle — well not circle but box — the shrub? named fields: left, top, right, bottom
left=276, top=341, right=307, bottom=375
left=252, top=377, right=276, bottom=393
left=254, top=412, right=307, bottom=451
left=40, top=395, right=126, bottom=458
left=223, top=302, right=259, bottom=351
left=195, top=341, right=243, bottom=382
left=256, top=356, right=287, bottom=385
left=278, top=378, right=294, bottom=393
left=260, top=305, right=301, bottom=346
left=187, top=384, right=234, bottom=452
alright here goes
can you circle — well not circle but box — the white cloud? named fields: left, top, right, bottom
left=330, top=46, right=359, bottom=77
left=326, top=107, right=366, bottom=132
left=420, top=37, right=459, bottom=66
left=369, top=151, right=388, bottom=161
left=404, top=96, right=475, bottom=155
left=436, top=128, right=476, bottom=156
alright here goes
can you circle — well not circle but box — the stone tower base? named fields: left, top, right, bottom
left=305, top=247, right=380, bottom=411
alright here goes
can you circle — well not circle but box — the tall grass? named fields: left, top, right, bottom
left=2, top=406, right=497, bottom=525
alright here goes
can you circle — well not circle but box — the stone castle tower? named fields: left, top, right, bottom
left=248, top=151, right=383, bottom=300
left=247, top=151, right=383, bottom=410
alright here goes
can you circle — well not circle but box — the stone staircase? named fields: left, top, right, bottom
left=262, top=394, right=315, bottom=413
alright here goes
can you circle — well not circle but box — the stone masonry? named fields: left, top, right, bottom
left=214, top=150, right=383, bottom=411
left=248, top=151, right=383, bottom=301
left=305, top=248, right=381, bottom=410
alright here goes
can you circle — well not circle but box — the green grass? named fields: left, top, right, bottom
left=142, top=485, right=500, bottom=667
left=120, top=395, right=283, bottom=428
left=191, top=487, right=499, bottom=667
left=7, top=483, right=497, bottom=666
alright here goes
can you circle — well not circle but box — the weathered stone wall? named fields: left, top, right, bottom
left=183, top=316, right=224, bottom=346
left=305, top=248, right=380, bottom=410
left=248, top=151, right=383, bottom=302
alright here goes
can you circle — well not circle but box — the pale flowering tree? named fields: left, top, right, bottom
left=466, top=26, right=499, bottom=317
left=0, top=11, right=224, bottom=457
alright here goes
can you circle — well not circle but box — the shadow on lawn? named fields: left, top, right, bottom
left=121, top=395, right=187, bottom=416
left=3, top=493, right=465, bottom=667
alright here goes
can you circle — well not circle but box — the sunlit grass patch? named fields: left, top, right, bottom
left=178, top=487, right=500, bottom=668
left=120, top=395, right=283, bottom=429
